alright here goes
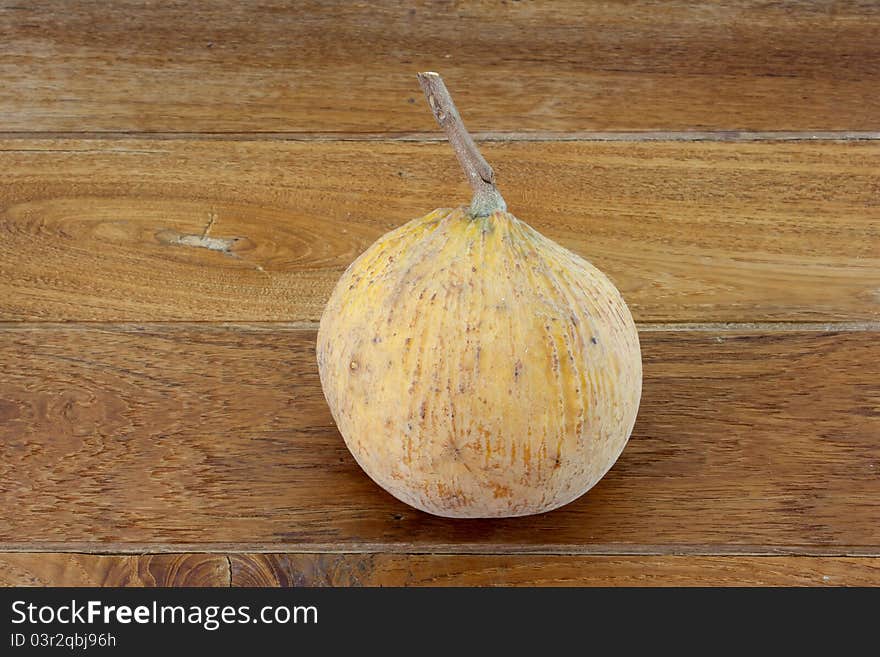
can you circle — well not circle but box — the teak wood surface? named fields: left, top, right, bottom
left=0, top=1, right=878, bottom=587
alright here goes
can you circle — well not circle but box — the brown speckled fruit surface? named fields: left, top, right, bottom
left=317, top=206, right=642, bottom=518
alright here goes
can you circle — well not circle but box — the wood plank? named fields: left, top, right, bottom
left=11, top=552, right=875, bottom=586
left=2, top=139, right=878, bottom=322
left=0, top=325, right=877, bottom=552
left=231, top=554, right=880, bottom=587
left=1, top=1, right=878, bottom=132
left=0, top=553, right=228, bottom=586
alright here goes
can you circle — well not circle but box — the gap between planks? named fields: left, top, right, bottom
left=0, top=131, right=878, bottom=144
left=1, top=545, right=880, bottom=557
left=0, top=322, right=877, bottom=333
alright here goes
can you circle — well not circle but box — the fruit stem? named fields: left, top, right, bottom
left=417, top=72, right=507, bottom=218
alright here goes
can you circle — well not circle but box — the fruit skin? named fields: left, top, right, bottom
left=317, top=206, right=642, bottom=518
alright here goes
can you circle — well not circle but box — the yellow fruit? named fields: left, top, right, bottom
left=317, top=73, right=641, bottom=518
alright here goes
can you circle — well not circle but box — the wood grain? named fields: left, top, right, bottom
left=231, top=554, right=880, bottom=587
left=2, top=139, right=878, bottom=322
left=6, top=552, right=875, bottom=586
left=1, top=325, right=877, bottom=552
left=0, top=553, right=228, bottom=586
left=1, top=1, right=878, bottom=133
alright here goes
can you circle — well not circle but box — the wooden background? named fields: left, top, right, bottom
left=1, top=1, right=878, bottom=586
